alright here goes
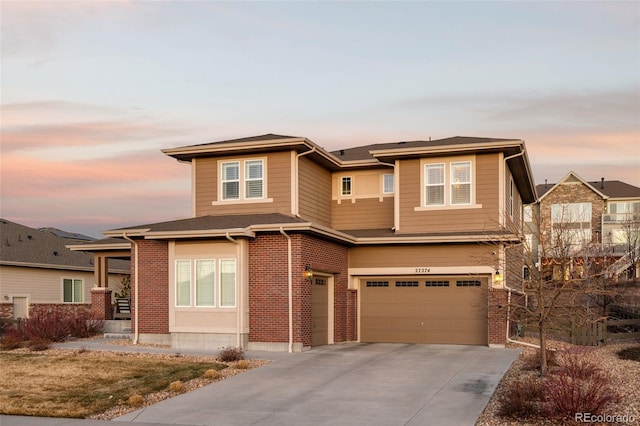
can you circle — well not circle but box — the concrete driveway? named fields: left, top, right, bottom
left=115, top=343, right=518, bottom=426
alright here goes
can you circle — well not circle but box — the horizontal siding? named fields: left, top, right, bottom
left=332, top=197, right=394, bottom=230
left=195, top=152, right=292, bottom=216
left=0, top=265, right=126, bottom=303
left=398, top=154, right=502, bottom=233
left=298, top=157, right=332, bottom=226
left=349, top=244, right=492, bottom=268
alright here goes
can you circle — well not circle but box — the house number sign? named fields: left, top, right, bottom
left=415, top=267, right=431, bottom=273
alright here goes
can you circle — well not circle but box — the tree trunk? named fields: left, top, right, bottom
left=538, top=322, right=548, bottom=377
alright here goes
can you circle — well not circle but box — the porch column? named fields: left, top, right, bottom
left=91, top=287, right=113, bottom=320
left=93, top=255, right=110, bottom=288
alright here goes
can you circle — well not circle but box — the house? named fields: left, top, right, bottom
left=523, top=171, right=640, bottom=280
left=74, top=134, right=537, bottom=351
left=0, top=219, right=130, bottom=320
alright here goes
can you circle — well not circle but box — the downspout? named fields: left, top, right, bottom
left=501, top=150, right=540, bottom=349
left=226, top=233, right=242, bottom=348
left=122, top=233, right=139, bottom=345
left=279, top=227, right=293, bottom=353
left=294, top=147, right=316, bottom=217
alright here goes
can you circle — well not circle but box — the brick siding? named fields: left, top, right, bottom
left=488, top=288, right=508, bottom=345
left=134, top=239, right=169, bottom=334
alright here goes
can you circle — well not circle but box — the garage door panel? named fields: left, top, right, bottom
left=361, top=276, right=488, bottom=345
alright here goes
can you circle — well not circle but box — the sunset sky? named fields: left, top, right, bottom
left=1, top=1, right=639, bottom=238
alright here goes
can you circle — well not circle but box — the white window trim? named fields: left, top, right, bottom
left=415, top=156, right=482, bottom=211
left=174, top=258, right=237, bottom=309
left=382, top=173, right=394, bottom=194
left=450, top=161, right=472, bottom=206
left=341, top=176, right=353, bottom=196
left=214, top=157, right=273, bottom=204
left=507, top=176, right=514, bottom=218
left=62, top=277, right=84, bottom=303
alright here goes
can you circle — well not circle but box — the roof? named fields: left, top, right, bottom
left=536, top=173, right=640, bottom=199
left=330, top=136, right=518, bottom=161
left=0, top=219, right=130, bottom=272
left=177, top=133, right=302, bottom=149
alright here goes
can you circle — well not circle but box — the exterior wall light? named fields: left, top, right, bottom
left=494, top=270, right=503, bottom=284
left=302, top=265, right=313, bottom=279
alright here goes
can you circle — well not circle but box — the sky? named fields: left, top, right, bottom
left=1, top=1, right=639, bottom=238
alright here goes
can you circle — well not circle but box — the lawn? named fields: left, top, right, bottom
left=0, top=349, right=228, bottom=419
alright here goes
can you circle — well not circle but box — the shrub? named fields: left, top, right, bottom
left=521, top=348, right=558, bottom=372
left=71, top=310, right=104, bottom=338
left=554, top=347, right=601, bottom=379
left=218, top=346, right=244, bottom=362
left=168, top=380, right=183, bottom=393
left=204, top=369, right=220, bottom=379
left=28, top=337, right=51, bottom=351
left=543, top=372, right=620, bottom=418
left=235, top=359, right=249, bottom=370
left=0, top=330, right=25, bottom=350
left=497, top=376, right=545, bottom=418
left=127, top=394, right=145, bottom=406
left=20, top=307, right=103, bottom=342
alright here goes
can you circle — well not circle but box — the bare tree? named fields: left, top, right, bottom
left=494, top=205, right=616, bottom=376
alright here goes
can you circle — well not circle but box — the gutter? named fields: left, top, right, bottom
left=279, top=227, right=293, bottom=353
left=226, top=233, right=242, bottom=348
left=121, top=233, right=140, bottom=345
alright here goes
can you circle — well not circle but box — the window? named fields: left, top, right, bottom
left=425, top=163, right=445, bottom=206
left=551, top=202, right=592, bottom=246
left=221, top=162, right=240, bottom=200
left=606, top=201, right=640, bottom=223
left=245, top=160, right=263, bottom=199
left=523, top=266, right=531, bottom=280
left=220, top=159, right=264, bottom=201
left=63, top=278, right=83, bottom=303
left=383, top=174, right=394, bottom=194
left=524, top=205, right=533, bottom=222
left=175, top=259, right=236, bottom=307
left=196, top=260, right=215, bottom=307
left=341, top=177, right=352, bottom=196
left=365, top=281, right=389, bottom=287
left=395, top=281, right=419, bottom=287
left=456, top=280, right=481, bottom=287
left=450, top=161, right=471, bottom=205
left=425, top=280, right=449, bottom=287
left=220, top=259, right=236, bottom=307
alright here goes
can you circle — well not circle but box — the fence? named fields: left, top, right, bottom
left=522, top=317, right=640, bottom=346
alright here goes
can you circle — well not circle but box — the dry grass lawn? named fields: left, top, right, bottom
left=0, top=349, right=227, bottom=418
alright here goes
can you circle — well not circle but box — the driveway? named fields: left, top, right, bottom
left=1, top=342, right=518, bottom=426
left=116, top=343, right=517, bottom=426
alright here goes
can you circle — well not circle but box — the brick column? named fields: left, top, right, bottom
left=91, top=287, right=113, bottom=320
left=488, top=288, right=508, bottom=347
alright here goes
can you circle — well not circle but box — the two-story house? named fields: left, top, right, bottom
left=77, top=134, right=536, bottom=351
left=524, top=171, right=640, bottom=280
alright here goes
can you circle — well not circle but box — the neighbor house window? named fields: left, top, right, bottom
left=450, top=161, right=471, bottom=205
left=175, top=259, right=236, bottom=308
left=383, top=174, right=394, bottom=194
left=425, top=163, right=445, bottom=206
left=63, top=278, right=83, bottom=303
left=341, top=177, right=352, bottom=196
left=551, top=202, right=592, bottom=246
left=220, top=159, right=265, bottom=201
left=524, top=205, right=533, bottom=222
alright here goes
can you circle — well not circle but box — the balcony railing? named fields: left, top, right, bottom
left=603, top=213, right=640, bottom=223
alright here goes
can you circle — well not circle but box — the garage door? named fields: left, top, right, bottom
left=361, top=276, right=488, bottom=345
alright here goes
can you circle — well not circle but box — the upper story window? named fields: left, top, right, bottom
left=524, top=205, right=533, bottom=222
left=506, top=177, right=514, bottom=218
left=341, top=177, right=352, bottom=196
left=220, top=159, right=264, bottom=201
left=450, top=161, right=471, bottom=205
left=425, top=163, right=445, bottom=206
left=421, top=159, right=476, bottom=209
left=383, top=174, right=394, bottom=194
left=605, top=201, right=640, bottom=223
left=551, top=202, right=592, bottom=246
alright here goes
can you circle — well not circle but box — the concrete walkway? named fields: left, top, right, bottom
left=1, top=340, right=519, bottom=426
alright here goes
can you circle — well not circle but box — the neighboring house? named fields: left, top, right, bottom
left=74, top=134, right=536, bottom=351
left=0, top=219, right=130, bottom=319
left=523, top=172, right=640, bottom=280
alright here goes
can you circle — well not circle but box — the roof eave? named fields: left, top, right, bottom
left=0, top=260, right=129, bottom=274
left=369, top=140, right=523, bottom=159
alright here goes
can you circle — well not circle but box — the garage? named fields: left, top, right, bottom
left=360, top=276, right=488, bottom=345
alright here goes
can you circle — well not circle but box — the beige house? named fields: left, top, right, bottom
left=0, top=219, right=130, bottom=319
left=76, top=134, right=536, bottom=351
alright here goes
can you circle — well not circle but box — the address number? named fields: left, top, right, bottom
left=415, top=267, right=431, bottom=273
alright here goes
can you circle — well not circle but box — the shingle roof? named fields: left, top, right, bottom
left=0, top=219, right=130, bottom=272
left=536, top=180, right=640, bottom=199
left=108, top=213, right=308, bottom=234
left=330, top=136, right=517, bottom=161
left=178, top=133, right=301, bottom=149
